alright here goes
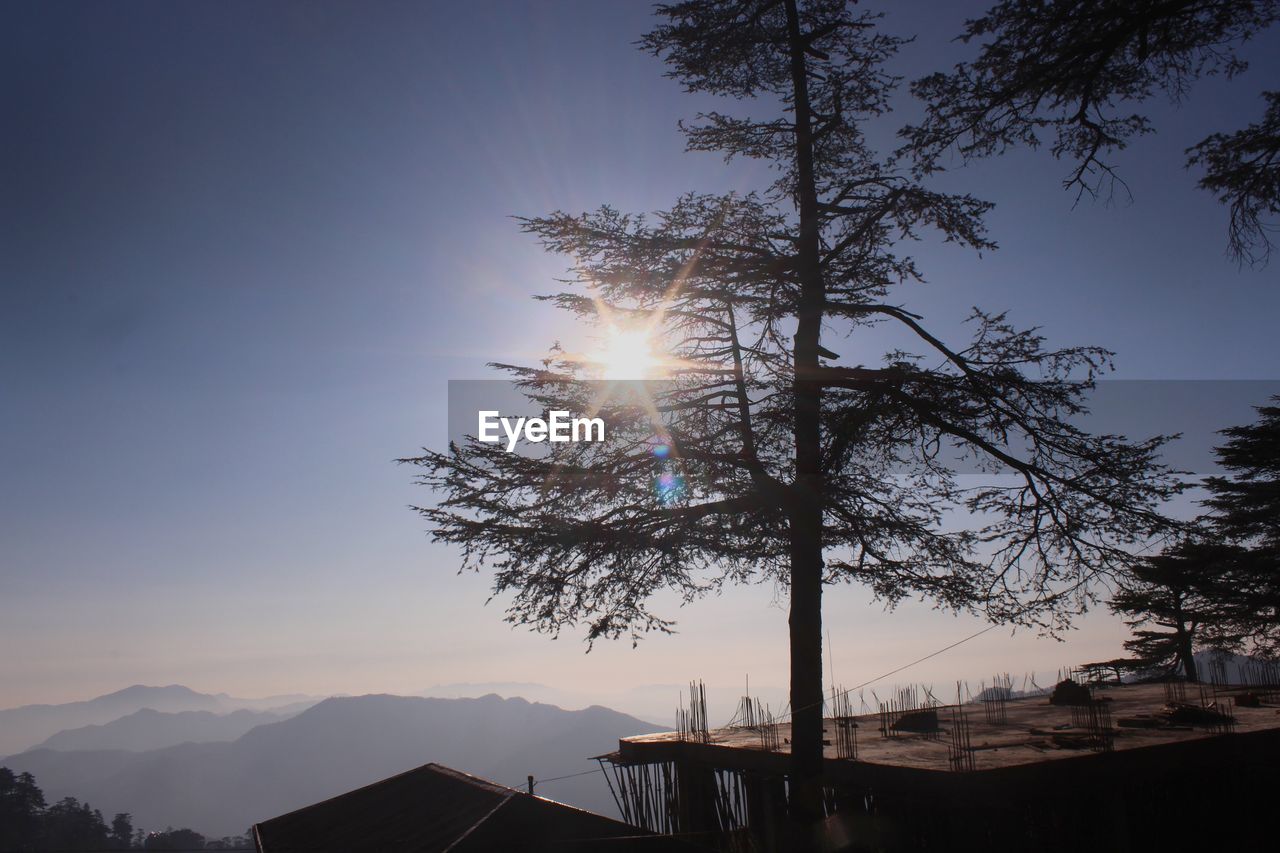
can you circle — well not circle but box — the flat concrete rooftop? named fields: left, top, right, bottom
left=615, top=682, right=1279, bottom=773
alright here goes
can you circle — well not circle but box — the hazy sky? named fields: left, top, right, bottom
left=3, top=1, right=1278, bottom=711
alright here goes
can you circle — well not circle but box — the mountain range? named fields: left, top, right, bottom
left=32, top=707, right=299, bottom=753
left=0, top=684, right=320, bottom=756
left=2, top=692, right=661, bottom=837
left=422, top=680, right=789, bottom=729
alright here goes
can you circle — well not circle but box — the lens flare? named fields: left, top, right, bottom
left=596, top=327, right=661, bottom=380
left=654, top=469, right=686, bottom=505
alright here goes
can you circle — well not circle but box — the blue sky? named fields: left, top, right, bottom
left=3, top=1, right=1278, bottom=709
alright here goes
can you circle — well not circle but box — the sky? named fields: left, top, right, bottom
left=2, top=0, right=1278, bottom=712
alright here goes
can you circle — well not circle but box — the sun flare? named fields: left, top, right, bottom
left=595, top=327, right=663, bottom=380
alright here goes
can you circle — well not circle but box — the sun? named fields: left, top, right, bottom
left=595, top=327, right=663, bottom=379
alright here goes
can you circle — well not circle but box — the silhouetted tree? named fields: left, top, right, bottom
left=904, top=0, right=1280, bottom=264
left=1201, top=397, right=1280, bottom=653
left=110, top=813, right=135, bottom=850
left=1188, top=91, right=1280, bottom=265
left=1110, top=540, right=1240, bottom=680
left=1113, top=399, right=1280, bottom=665
left=405, top=0, right=1180, bottom=833
left=145, top=826, right=207, bottom=850
left=0, top=768, right=46, bottom=852
left=42, top=797, right=111, bottom=851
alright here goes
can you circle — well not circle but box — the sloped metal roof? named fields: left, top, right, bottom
left=253, top=762, right=700, bottom=852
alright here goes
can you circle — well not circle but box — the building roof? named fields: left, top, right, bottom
left=253, top=762, right=701, bottom=852
left=614, top=681, right=1276, bottom=775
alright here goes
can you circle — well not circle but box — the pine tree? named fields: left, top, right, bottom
left=110, top=813, right=135, bottom=851
left=903, top=0, right=1280, bottom=264
left=1201, top=397, right=1280, bottom=653
left=0, top=769, right=46, bottom=851
left=42, top=797, right=111, bottom=851
left=1110, top=540, right=1241, bottom=681
left=405, top=0, right=1180, bottom=833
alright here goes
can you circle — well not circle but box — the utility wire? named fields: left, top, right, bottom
left=509, top=765, right=605, bottom=793
left=533, top=767, right=605, bottom=785
left=759, top=528, right=1181, bottom=726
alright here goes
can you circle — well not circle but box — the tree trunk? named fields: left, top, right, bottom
left=787, top=510, right=825, bottom=830
left=1178, top=626, right=1198, bottom=683
left=783, top=0, right=827, bottom=838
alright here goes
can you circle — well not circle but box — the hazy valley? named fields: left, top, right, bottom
left=1, top=686, right=661, bottom=837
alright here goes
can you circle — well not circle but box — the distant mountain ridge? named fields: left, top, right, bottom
left=421, top=681, right=789, bottom=729
left=2, top=693, right=661, bottom=837
left=34, top=707, right=301, bottom=752
left=0, top=685, right=323, bottom=755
